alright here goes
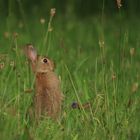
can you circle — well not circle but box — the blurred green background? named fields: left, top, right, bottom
left=0, top=0, right=140, bottom=18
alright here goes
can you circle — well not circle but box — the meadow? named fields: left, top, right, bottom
left=0, top=8, right=140, bottom=140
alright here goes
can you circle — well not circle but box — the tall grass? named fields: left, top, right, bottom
left=0, top=0, right=140, bottom=140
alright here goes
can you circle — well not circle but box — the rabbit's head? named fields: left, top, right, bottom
left=24, top=44, right=54, bottom=73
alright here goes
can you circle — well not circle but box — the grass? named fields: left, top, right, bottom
left=0, top=7, right=140, bottom=140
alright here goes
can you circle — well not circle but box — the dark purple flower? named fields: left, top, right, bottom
left=71, top=102, right=79, bottom=109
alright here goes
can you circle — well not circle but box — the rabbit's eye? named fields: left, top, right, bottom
left=43, top=58, right=48, bottom=63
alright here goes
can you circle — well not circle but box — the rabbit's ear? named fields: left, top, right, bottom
left=24, top=44, right=37, bottom=62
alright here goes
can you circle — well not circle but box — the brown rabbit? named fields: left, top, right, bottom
left=24, top=44, right=63, bottom=121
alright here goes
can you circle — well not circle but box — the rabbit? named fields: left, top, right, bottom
left=24, top=44, right=63, bottom=121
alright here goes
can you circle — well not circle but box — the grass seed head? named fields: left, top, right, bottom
left=131, top=82, right=139, bottom=93
left=112, top=73, right=116, bottom=80
left=50, top=8, right=56, bottom=17
left=130, top=48, right=135, bottom=56
left=116, top=0, right=122, bottom=9
left=13, top=32, right=19, bottom=38
left=99, top=40, right=105, bottom=48
left=48, top=27, right=53, bottom=32
left=4, top=32, right=10, bottom=39
left=0, top=62, right=5, bottom=70
left=40, top=18, right=45, bottom=24
left=10, top=61, right=15, bottom=67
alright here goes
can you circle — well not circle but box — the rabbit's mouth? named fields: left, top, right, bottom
left=35, top=68, right=49, bottom=73
left=35, top=64, right=52, bottom=73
